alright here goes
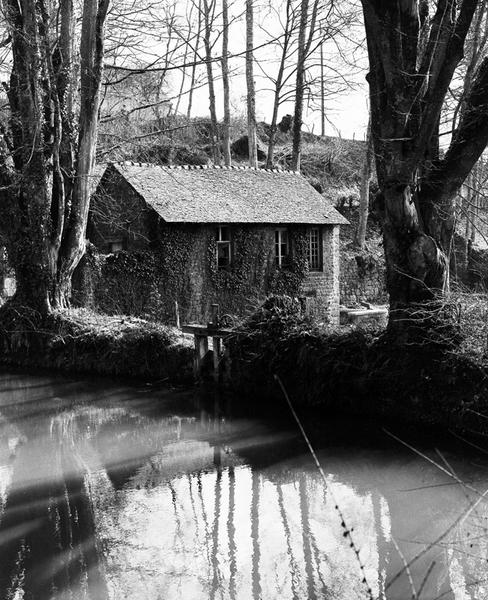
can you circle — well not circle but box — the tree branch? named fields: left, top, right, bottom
left=431, top=56, right=488, bottom=197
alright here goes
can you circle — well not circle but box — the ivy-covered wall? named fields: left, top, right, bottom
left=153, top=223, right=319, bottom=323
left=82, top=171, right=341, bottom=325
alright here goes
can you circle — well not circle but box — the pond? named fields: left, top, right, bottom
left=0, top=371, right=487, bottom=600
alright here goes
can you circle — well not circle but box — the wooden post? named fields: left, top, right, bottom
left=194, top=334, right=209, bottom=378
left=175, top=300, right=181, bottom=329
left=210, top=303, right=220, bottom=326
left=212, top=336, right=222, bottom=382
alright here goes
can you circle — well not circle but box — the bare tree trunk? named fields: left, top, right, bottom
left=266, top=89, right=281, bottom=169
left=320, top=40, right=325, bottom=137
left=203, top=0, right=221, bottom=165
left=291, top=0, right=319, bottom=171
left=175, top=2, right=197, bottom=116
left=356, top=118, right=373, bottom=249
left=222, top=0, right=232, bottom=166
left=53, top=0, right=110, bottom=308
left=463, top=184, right=471, bottom=272
left=291, top=0, right=309, bottom=172
left=246, top=0, right=258, bottom=168
left=174, top=36, right=191, bottom=115
left=187, top=0, right=203, bottom=119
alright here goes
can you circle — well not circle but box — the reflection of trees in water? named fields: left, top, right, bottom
left=210, top=468, right=222, bottom=600
left=1, top=373, right=486, bottom=600
left=0, top=417, right=108, bottom=600
left=95, top=457, right=386, bottom=599
left=228, top=466, right=237, bottom=600
left=277, top=483, right=300, bottom=600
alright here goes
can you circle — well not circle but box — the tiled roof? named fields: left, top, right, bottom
left=102, top=162, right=348, bottom=225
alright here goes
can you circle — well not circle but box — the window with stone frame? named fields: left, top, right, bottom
left=307, top=227, right=322, bottom=270
left=216, top=226, right=232, bottom=268
left=275, top=228, right=290, bottom=268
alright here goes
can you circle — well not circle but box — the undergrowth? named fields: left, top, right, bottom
left=227, top=294, right=488, bottom=436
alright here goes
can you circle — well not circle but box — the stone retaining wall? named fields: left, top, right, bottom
left=340, top=250, right=387, bottom=306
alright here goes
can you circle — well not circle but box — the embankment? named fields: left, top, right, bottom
left=0, top=305, right=193, bottom=383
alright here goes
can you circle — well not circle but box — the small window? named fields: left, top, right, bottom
left=308, top=227, right=322, bottom=270
left=108, top=240, right=123, bottom=253
left=275, top=228, right=290, bottom=268
left=216, top=226, right=232, bottom=268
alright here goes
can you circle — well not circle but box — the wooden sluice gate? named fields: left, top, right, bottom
left=182, top=304, right=233, bottom=381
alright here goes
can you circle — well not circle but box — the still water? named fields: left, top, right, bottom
left=0, top=372, right=487, bottom=600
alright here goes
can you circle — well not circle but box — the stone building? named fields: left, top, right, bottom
left=85, top=162, right=348, bottom=325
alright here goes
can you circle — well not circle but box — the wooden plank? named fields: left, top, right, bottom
left=344, top=309, right=387, bottom=318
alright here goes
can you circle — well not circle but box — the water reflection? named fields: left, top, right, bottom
left=0, top=373, right=487, bottom=599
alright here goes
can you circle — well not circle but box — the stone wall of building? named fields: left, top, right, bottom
left=87, top=169, right=154, bottom=254
left=301, top=226, right=340, bottom=323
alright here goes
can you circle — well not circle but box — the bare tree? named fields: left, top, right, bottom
left=0, top=0, right=110, bottom=312
left=361, top=0, right=488, bottom=329
left=258, top=0, right=352, bottom=168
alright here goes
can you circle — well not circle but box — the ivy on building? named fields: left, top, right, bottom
left=74, top=224, right=313, bottom=324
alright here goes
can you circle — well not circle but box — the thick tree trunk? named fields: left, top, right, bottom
left=8, top=237, right=52, bottom=313
left=381, top=183, right=449, bottom=329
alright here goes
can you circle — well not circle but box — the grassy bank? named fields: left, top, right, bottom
left=0, top=305, right=193, bottom=383
left=226, top=295, right=488, bottom=436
